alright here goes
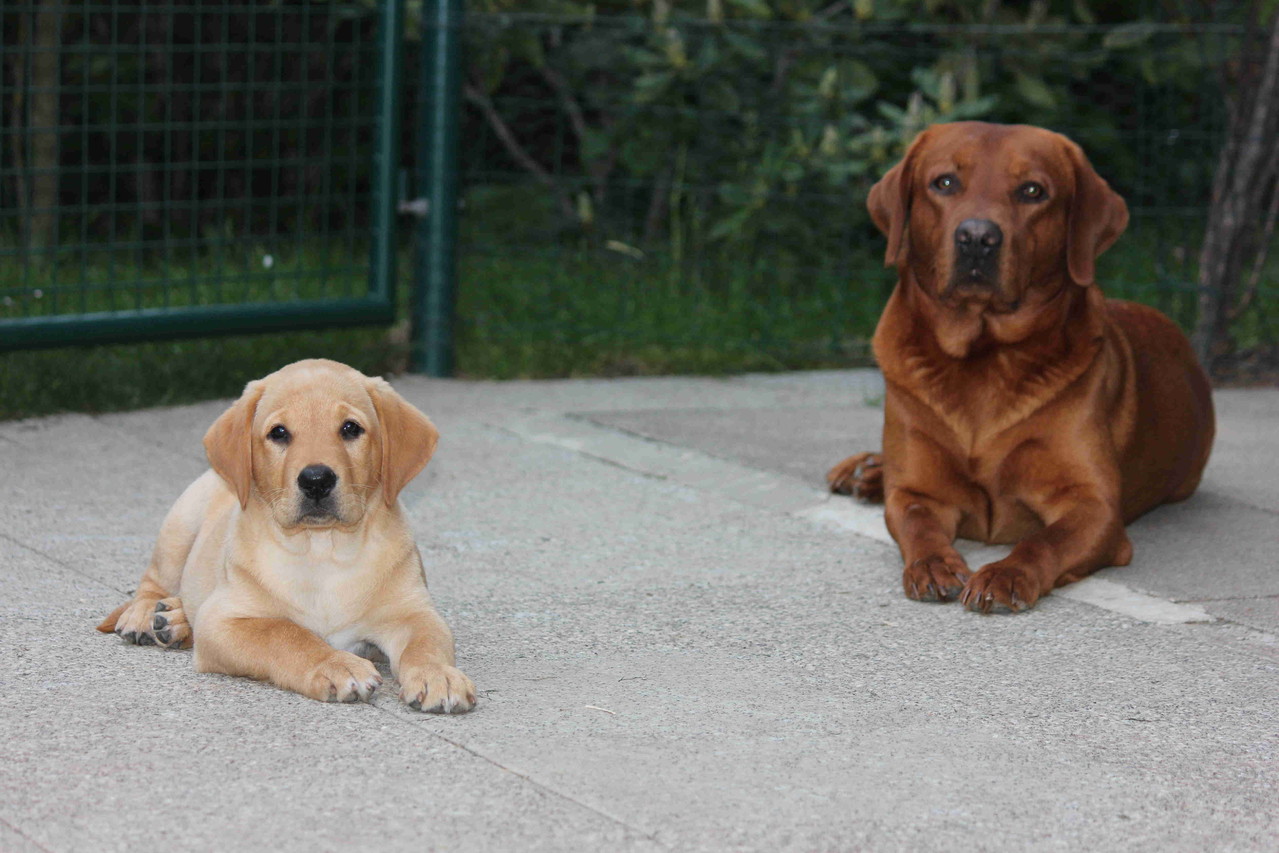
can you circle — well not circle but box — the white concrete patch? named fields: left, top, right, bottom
left=1054, top=577, right=1216, bottom=625
left=794, top=497, right=1216, bottom=625
left=507, top=412, right=1218, bottom=627
left=793, top=499, right=893, bottom=546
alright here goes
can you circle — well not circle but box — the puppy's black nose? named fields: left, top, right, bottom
left=955, top=219, right=1003, bottom=257
left=297, top=465, right=337, bottom=500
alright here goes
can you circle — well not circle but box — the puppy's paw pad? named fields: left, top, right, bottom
left=151, top=599, right=191, bottom=649
left=305, top=652, right=382, bottom=703
left=903, top=551, right=972, bottom=602
left=113, top=598, right=168, bottom=646
left=826, top=452, right=884, bottom=502
left=399, top=664, right=476, bottom=714
left=960, top=563, right=1041, bottom=614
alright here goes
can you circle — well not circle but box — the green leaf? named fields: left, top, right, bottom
left=722, top=30, right=767, bottom=61
left=1103, top=21, right=1158, bottom=50
left=1013, top=70, right=1056, bottom=109
left=709, top=206, right=757, bottom=241
left=725, top=0, right=772, bottom=19
left=635, top=71, right=674, bottom=102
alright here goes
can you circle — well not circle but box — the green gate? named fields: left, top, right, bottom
left=1, top=0, right=405, bottom=351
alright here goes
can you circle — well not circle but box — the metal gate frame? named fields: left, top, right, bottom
left=0, top=0, right=405, bottom=352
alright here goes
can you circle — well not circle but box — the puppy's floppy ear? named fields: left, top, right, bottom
left=867, top=129, right=928, bottom=268
left=368, top=377, right=439, bottom=507
left=1065, top=139, right=1128, bottom=287
left=203, top=379, right=265, bottom=509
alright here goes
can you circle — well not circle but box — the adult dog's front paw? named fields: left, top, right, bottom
left=902, top=550, right=972, bottom=602
left=303, top=651, right=382, bottom=702
left=398, top=664, right=476, bottom=714
left=960, top=561, right=1042, bottom=614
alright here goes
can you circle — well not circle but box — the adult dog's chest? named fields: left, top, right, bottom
left=899, top=385, right=1054, bottom=544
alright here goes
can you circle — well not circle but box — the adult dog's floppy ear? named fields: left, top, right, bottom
left=203, top=379, right=265, bottom=509
left=867, top=129, right=928, bottom=268
left=368, top=377, right=439, bottom=507
left=1065, top=138, right=1128, bottom=287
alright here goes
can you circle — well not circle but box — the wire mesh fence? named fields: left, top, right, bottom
left=452, top=4, right=1274, bottom=378
left=0, top=0, right=401, bottom=349
left=3, top=1, right=1276, bottom=388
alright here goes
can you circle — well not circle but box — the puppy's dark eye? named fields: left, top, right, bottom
left=340, top=420, right=364, bottom=440
left=1017, top=182, right=1047, bottom=202
left=267, top=425, right=290, bottom=444
left=930, top=173, right=960, bottom=195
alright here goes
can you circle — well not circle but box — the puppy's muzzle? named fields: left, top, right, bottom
left=297, top=464, right=338, bottom=501
left=953, top=218, right=1003, bottom=286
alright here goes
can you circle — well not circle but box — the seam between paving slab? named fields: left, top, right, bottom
left=0, top=814, right=53, bottom=853
left=0, top=530, right=127, bottom=597
left=497, top=411, right=1239, bottom=629
left=374, top=712, right=668, bottom=849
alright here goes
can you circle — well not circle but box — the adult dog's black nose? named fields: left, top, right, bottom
left=297, top=465, right=338, bottom=500
left=955, top=219, right=1003, bottom=258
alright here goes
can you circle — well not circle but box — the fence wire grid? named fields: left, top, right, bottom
left=0, top=1, right=397, bottom=348
left=2, top=1, right=1276, bottom=382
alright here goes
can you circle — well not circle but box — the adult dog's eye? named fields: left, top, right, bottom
left=1017, top=181, right=1047, bottom=202
left=930, top=174, right=960, bottom=195
left=267, top=425, right=291, bottom=444
left=340, top=420, right=364, bottom=440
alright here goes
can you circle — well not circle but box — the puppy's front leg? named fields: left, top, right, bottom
left=377, top=608, right=475, bottom=714
left=195, top=612, right=381, bottom=702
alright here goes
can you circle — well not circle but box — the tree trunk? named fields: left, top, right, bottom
left=1192, top=9, right=1279, bottom=369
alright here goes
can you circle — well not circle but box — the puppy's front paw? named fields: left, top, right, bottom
left=398, top=664, right=476, bottom=714
left=903, top=550, right=972, bottom=602
left=110, top=596, right=182, bottom=647
left=303, top=651, right=382, bottom=703
left=150, top=598, right=192, bottom=649
left=960, top=561, right=1042, bottom=614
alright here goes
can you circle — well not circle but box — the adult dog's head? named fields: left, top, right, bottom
left=869, top=122, right=1128, bottom=319
left=203, top=359, right=439, bottom=529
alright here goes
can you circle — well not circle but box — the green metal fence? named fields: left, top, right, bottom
left=4, top=2, right=1276, bottom=384
left=0, top=0, right=403, bottom=351
left=448, top=5, right=1275, bottom=379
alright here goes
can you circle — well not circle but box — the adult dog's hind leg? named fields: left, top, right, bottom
left=827, top=452, right=884, bottom=501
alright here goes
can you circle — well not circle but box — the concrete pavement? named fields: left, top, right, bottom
left=1, top=370, right=1276, bottom=851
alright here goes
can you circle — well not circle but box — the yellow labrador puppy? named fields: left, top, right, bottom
left=98, top=359, right=475, bottom=713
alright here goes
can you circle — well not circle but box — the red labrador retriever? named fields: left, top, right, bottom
left=827, top=122, right=1215, bottom=613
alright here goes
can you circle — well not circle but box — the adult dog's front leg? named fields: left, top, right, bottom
left=885, top=488, right=971, bottom=602
left=195, top=613, right=381, bottom=702
left=378, top=609, right=475, bottom=714
left=961, top=488, right=1131, bottom=614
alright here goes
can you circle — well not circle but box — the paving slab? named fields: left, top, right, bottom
left=0, top=370, right=1276, bottom=851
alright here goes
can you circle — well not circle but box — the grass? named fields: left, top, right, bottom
left=1, top=204, right=1275, bottom=421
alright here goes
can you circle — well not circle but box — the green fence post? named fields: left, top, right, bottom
left=410, top=0, right=463, bottom=376
left=370, top=0, right=405, bottom=306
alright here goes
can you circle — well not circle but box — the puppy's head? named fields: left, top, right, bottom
left=869, top=122, right=1128, bottom=312
left=203, top=359, right=439, bottom=529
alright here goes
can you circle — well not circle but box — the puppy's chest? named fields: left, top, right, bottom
left=266, top=541, right=373, bottom=640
